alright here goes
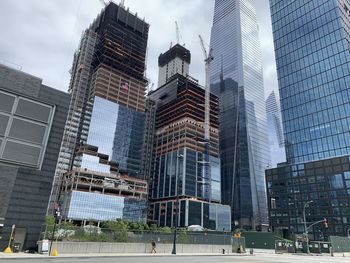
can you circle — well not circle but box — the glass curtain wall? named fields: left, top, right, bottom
left=75, top=96, right=145, bottom=176
left=210, top=0, right=270, bottom=227
left=270, top=0, right=350, bottom=164
left=151, top=147, right=221, bottom=202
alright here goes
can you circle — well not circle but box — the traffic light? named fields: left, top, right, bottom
left=323, top=218, right=328, bottom=228
left=54, top=203, right=61, bottom=220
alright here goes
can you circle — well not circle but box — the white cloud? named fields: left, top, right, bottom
left=0, top=0, right=279, bottom=99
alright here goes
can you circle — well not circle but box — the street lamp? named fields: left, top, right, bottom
left=172, top=154, right=183, bottom=255
left=303, top=200, right=313, bottom=254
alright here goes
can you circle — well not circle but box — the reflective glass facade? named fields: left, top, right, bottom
left=150, top=199, right=231, bottom=231
left=151, top=148, right=221, bottom=203
left=266, top=156, right=350, bottom=239
left=78, top=96, right=145, bottom=176
left=210, top=0, right=270, bottom=227
left=64, top=191, right=147, bottom=222
left=270, top=0, right=350, bottom=164
left=266, top=91, right=286, bottom=167
left=51, top=2, right=149, bottom=212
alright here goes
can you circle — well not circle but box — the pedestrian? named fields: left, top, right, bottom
left=151, top=240, right=156, bottom=254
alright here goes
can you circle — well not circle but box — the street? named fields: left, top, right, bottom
left=0, top=254, right=349, bottom=263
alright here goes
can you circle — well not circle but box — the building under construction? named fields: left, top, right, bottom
left=143, top=44, right=231, bottom=231
left=50, top=2, right=149, bottom=223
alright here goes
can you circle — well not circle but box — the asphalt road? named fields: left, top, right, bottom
left=1, top=254, right=349, bottom=263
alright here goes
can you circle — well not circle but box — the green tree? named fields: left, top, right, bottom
left=104, top=220, right=128, bottom=242
left=177, top=231, right=189, bottom=244
left=160, top=227, right=172, bottom=234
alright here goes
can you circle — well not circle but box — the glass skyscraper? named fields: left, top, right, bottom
left=50, top=2, right=150, bottom=223
left=266, top=91, right=286, bottom=167
left=146, top=70, right=231, bottom=231
left=266, top=0, right=350, bottom=239
left=210, top=0, right=270, bottom=229
left=270, top=0, right=350, bottom=164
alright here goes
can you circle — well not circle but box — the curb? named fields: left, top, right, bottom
left=0, top=253, right=249, bottom=259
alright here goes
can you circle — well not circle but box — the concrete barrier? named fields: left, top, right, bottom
left=39, top=241, right=232, bottom=254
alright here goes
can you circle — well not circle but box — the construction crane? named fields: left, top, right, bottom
left=175, top=21, right=185, bottom=46
left=99, top=0, right=108, bottom=6
left=199, top=34, right=213, bottom=202
left=175, top=21, right=180, bottom=44
left=99, top=0, right=125, bottom=7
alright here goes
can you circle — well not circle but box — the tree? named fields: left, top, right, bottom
left=104, top=220, right=128, bottom=242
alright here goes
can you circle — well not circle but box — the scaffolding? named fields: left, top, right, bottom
left=49, top=29, right=98, bottom=213
left=62, top=169, right=147, bottom=199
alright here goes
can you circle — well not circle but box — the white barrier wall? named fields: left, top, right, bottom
left=39, top=241, right=232, bottom=254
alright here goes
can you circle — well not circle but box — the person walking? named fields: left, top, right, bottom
left=151, top=240, right=156, bottom=254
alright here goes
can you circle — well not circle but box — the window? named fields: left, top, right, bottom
left=0, top=114, right=9, bottom=135
left=345, top=4, right=350, bottom=16
left=2, top=140, right=41, bottom=166
left=0, top=91, right=15, bottom=113
left=9, top=118, right=46, bottom=144
left=16, top=98, right=52, bottom=123
left=330, top=174, right=344, bottom=189
left=344, top=171, right=350, bottom=179
left=0, top=90, right=54, bottom=168
left=271, top=198, right=277, bottom=209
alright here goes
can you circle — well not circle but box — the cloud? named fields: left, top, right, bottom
left=0, top=0, right=279, bottom=99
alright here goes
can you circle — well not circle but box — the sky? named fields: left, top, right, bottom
left=0, top=0, right=278, bottom=98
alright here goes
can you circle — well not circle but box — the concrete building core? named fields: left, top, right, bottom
left=158, top=44, right=191, bottom=87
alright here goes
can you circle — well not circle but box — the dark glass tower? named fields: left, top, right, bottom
left=210, top=0, right=270, bottom=229
left=146, top=73, right=231, bottom=231
left=266, top=0, right=350, bottom=239
left=50, top=2, right=149, bottom=223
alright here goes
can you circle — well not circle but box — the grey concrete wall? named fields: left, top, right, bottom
left=0, top=64, right=42, bottom=97
left=0, top=165, right=18, bottom=219
left=41, top=242, right=232, bottom=254
left=0, top=71, right=70, bottom=251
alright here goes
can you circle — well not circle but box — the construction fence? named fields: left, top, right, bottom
left=40, top=224, right=242, bottom=247
left=330, top=236, right=350, bottom=253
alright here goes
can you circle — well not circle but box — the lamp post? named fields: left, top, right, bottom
left=303, top=200, right=313, bottom=254
left=172, top=154, right=183, bottom=255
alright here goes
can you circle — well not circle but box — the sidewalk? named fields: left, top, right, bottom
left=1, top=250, right=349, bottom=259
left=0, top=252, right=249, bottom=259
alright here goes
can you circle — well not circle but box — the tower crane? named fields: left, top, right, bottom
left=199, top=34, right=213, bottom=202
left=99, top=0, right=125, bottom=7
left=175, top=21, right=185, bottom=46
left=99, top=0, right=108, bottom=6
left=175, top=21, right=180, bottom=44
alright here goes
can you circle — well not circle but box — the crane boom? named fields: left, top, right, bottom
left=175, top=21, right=180, bottom=44
left=99, top=0, right=125, bottom=7
left=99, top=0, right=108, bottom=6
left=199, top=34, right=213, bottom=202
left=198, top=35, right=213, bottom=142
